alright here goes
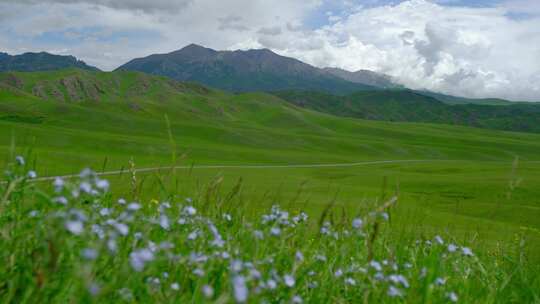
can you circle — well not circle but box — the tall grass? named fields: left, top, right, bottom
left=0, top=157, right=539, bottom=303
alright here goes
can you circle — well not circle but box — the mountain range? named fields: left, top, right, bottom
left=115, top=44, right=378, bottom=94
left=1, top=45, right=535, bottom=106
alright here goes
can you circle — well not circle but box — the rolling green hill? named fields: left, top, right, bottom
left=275, top=90, right=540, bottom=133
left=0, top=51, right=99, bottom=72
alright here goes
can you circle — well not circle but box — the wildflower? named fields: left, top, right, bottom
left=202, top=285, right=214, bottom=298
left=183, top=206, right=197, bottom=216
left=95, top=179, right=109, bottom=191
left=171, top=283, right=180, bottom=291
left=159, top=215, right=170, bottom=230
left=233, top=276, right=248, bottom=303
left=370, top=260, right=382, bottom=272
left=15, top=156, right=25, bottom=166
left=448, top=244, right=458, bottom=253
left=315, top=254, right=327, bottom=262
left=388, top=274, right=409, bottom=288
left=435, top=235, right=444, bottom=245
left=82, top=248, right=99, bottom=260
left=54, top=196, right=68, bottom=205
left=284, top=274, right=295, bottom=287
left=193, top=268, right=205, bottom=277
left=462, top=247, right=474, bottom=256
left=231, top=260, right=244, bottom=272
left=27, top=170, right=37, bottom=179
left=118, top=288, right=133, bottom=301
left=292, top=295, right=303, bottom=303
left=267, top=279, right=277, bottom=290
left=114, top=223, right=129, bottom=236
left=254, top=230, right=264, bottom=239
left=295, top=251, right=304, bottom=262
left=88, top=283, right=100, bottom=296
left=92, top=224, right=105, bottom=239
left=127, top=203, right=141, bottom=211
left=187, top=230, right=199, bottom=240
left=345, top=277, right=357, bottom=286
left=79, top=182, right=92, bottom=194
left=65, top=220, right=84, bottom=235
left=387, top=286, right=403, bottom=298
left=53, top=177, right=65, bottom=192
left=447, top=291, right=458, bottom=302
left=223, top=213, right=232, bottom=221
left=334, top=269, right=344, bottom=278
left=352, top=218, right=363, bottom=229
left=118, top=198, right=126, bottom=205
left=107, top=239, right=118, bottom=253
left=380, top=212, right=389, bottom=221
left=29, top=210, right=39, bottom=217
left=270, top=227, right=281, bottom=236
left=435, top=277, right=446, bottom=286
left=129, top=248, right=155, bottom=271
left=99, top=208, right=111, bottom=216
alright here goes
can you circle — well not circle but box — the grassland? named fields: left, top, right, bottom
left=1, top=69, right=540, bottom=302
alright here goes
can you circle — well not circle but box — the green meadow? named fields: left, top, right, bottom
left=1, top=69, right=540, bottom=302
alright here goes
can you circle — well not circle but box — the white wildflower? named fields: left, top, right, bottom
left=448, top=244, right=458, bottom=253
left=435, top=235, right=444, bottom=245
left=291, top=295, right=303, bottom=303
left=171, top=283, right=180, bottom=291
left=27, top=171, right=37, bottom=179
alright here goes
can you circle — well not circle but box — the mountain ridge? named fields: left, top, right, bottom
left=116, top=44, right=377, bottom=94
left=0, top=51, right=99, bottom=72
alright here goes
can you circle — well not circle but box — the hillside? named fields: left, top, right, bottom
left=115, top=44, right=375, bottom=94
left=0, top=68, right=539, bottom=176
left=275, top=90, right=540, bottom=133
left=0, top=51, right=99, bottom=72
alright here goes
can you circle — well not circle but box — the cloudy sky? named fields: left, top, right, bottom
left=0, top=0, right=539, bottom=101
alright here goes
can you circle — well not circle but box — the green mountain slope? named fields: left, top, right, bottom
left=0, top=51, right=99, bottom=72
left=115, top=44, right=375, bottom=94
left=275, top=90, right=540, bottom=133
left=1, top=69, right=539, bottom=176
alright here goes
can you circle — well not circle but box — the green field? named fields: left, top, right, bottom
left=1, top=69, right=540, bottom=302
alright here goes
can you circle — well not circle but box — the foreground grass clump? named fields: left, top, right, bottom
left=0, top=158, right=538, bottom=303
